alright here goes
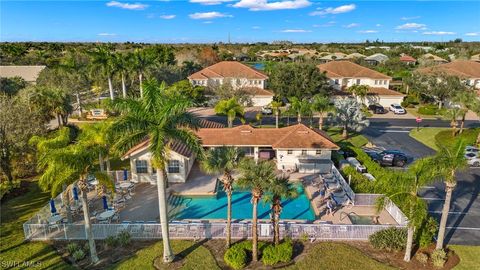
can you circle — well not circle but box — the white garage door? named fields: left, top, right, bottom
left=251, top=96, right=273, bottom=107
left=377, top=96, right=404, bottom=107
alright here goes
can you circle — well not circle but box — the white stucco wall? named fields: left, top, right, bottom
left=190, top=77, right=266, bottom=89
left=251, top=96, right=273, bottom=106
left=329, top=77, right=390, bottom=90
left=276, top=149, right=332, bottom=170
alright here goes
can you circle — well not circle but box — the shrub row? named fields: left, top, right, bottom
left=224, top=240, right=293, bottom=269
left=262, top=239, right=293, bottom=265
left=105, top=230, right=131, bottom=249
left=369, top=227, right=407, bottom=251
left=418, top=105, right=440, bottom=115
left=340, top=166, right=375, bottom=193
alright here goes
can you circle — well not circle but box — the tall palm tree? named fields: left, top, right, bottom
left=214, top=98, right=244, bottom=128
left=31, top=127, right=113, bottom=264
left=237, top=158, right=276, bottom=262
left=200, top=147, right=244, bottom=248
left=89, top=45, right=116, bottom=100
left=330, top=98, right=369, bottom=139
left=79, top=121, right=114, bottom=173
left=443, top=107, right=465, bottom=136
left=110, top=79, right=203, bottom=263
left=452, top=91, right=479, bottom=134
left=377, top=158, right=436, bottom=262
left=30, top=86, right=72, bottom=127
left=311, top=94, right=333, bottom=130
left=432, top=139, right=467, bottom=250
left=131, top=48, right=155, bottom=98
left=270, top=101, right=283, bottom=128
left=264, top=175, right=298, bottom=245
left=347, top=84, right=369, bottom=105
left=114, top=52, right=131, bottom=98
left=289, top=97, right=310, bottom=123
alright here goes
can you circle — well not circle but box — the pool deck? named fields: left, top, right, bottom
left=169, top=163, right=220, bottom=196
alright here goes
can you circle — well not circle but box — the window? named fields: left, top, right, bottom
left=135, top=160, right=148, bottom=174
left=356, top=79, right=361, bottom=85
left=334, top=79, right=339, bottom=85
left=374, top=80, right=378, bottom=85
left=287, top=150, right=293, bottom=155
left=301, top=150, right=307, bottom=155
left=168, top=160, right=180, bottom=173
left=316, top=150, right=322, bottom=155
left=383, top=80, right=387, bottom=85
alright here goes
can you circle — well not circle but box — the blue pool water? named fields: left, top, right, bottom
left=251, top=62, right=265, bottom=70
left=170, top=183, right=315, bottom=221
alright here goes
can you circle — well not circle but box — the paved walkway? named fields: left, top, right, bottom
left=169, top=163, right=220, bottom=196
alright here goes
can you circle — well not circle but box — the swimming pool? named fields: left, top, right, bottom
left=348, top=214, right=375, bottom=225
left=169, top=183, right=315, bottom=221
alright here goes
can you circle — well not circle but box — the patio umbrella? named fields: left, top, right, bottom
left=50, top=199, right=57, bottom=214
left=123, top=169, right=128, bottom=181
left=73, top=186, right=79, bottom=201
left=102, top=196, right=108, bottom=210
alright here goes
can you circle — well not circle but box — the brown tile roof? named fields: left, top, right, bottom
left=242, top=87, right=274, bottom=96
left=196, top=124, right=339, bottom=150
left=188, top=61, right=268, bottom=80
left=335, top=86, right=405, bottom=96
left=416, top=60, right=480, bottom=78
left=317, top=61, right=391, bottom=80
left=122, top=119, right=225, bottom=158
left=400, top=55, right=416, bottom=62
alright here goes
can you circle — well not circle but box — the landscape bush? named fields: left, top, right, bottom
left=72, top=249, right=86, bottom=262
left=401, top=95, right=419, bottom=108
left=105, top=235, right=119, bottom=248
left=66, top=242, right=79, bottom=255
left=117, top=230, right=131, bottom=247
left=418, top=105, right=439, bottom=115
left=262, top=240, right=293, bottom=265
left=431, top=249, right=447, bottom=268
left=415, top=252, right=429, bottom=264
left=416, top=216, right=438, bottom=248
left=341, top=166, right=375, bottom=193
left=224, top=244, right=248, bottom=269
left=369, top=227, right=407, bottom=251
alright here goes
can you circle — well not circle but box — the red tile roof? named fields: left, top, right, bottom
left=317, top=61, right=391, bottom=80
left=188, top=61, right=268, bottom=80
left=400, top=55, right=416, bottom=62
left=335, top=87, right=405, bottom=96
left=416, top=60, right=480, bottom=78
left=242, top=87, right=274, bottom=96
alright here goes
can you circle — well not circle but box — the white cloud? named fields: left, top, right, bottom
left=358, top=30, right=378, bottom=34
left=344, top=23, right=359, bottom=28
left=423, top=31, right=456, bottom=35
left=281, top=29, right=312, bottom=33
left=159, top=15, right=176, bottom=19
left=190, top=0, right=234, bottom=5
left=106, top=1, right=148, bottom=10
left=189, top=12, right=232, bottom=19
left=203, top=21, right=213, bottom=24
left=376, top=24, right=382, bottom=27
left=465, top=32, right=479, bottom=36
left=401, top=16, right=421, bottom=20
left=97, top=33, right=117, bottom=36
left=252, top=26, right=261, bottom=29
left=396, top=23, right=427, bottom=30
left=313, top=21, right=336, bottom=28
left=233, top=0, right=311, bottom=11
left=310, top=4, right=356, bottom=16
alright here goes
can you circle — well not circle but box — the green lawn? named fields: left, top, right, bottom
left=451, top=245, right=480, bottom=270
left=110, top=240, right=220, bottom=270
left=410, top=128, right=479, bottom=151
left=326, top=128, right=369, bottom=148
left=0, top=181, right=72, bottom=269
left=286, top=242, right=394, bottom=270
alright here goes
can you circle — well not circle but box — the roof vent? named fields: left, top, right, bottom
left=241, top=130, right=252, bottom=134
left=297, top=131, right=309, bottom=134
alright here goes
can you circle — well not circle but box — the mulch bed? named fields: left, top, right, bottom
left=347, top=241, right=459, bottom=270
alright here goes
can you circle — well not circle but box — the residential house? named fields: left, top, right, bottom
left=399, top=55, right=416, bottom=65
left=419, top=53, right=449, bottom=65
left=416, top=60, right=480, bottom=89
left=0, top=65, right=46, bottom=84
left=345, top=53, right=366, bottom=59
left=188, top=61, right=273, bottom=106
left=318, top=52, right=348, bottom=63
left=364, top=53, right=389, bottom=65
left=317, top=61, right=405, bottom=107
left=123, top=123, right=340, bottom=184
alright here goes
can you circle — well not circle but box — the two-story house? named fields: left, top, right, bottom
left=188, top=61, right=273, bottom=106
left=417, top=60, right=480, bottom=90
left=122, top=123, right=340, bottom=184
left=317, top=61, right=405, bottom=107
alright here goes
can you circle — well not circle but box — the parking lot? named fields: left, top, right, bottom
left=361, top=124, right=480, bottom=245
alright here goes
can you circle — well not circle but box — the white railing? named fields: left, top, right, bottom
left=353, top=194, right=382, bottom=206
left=331, top=165, right=355, bottom=203
left=24, top=222, right=406, bottom=241
left=385, top=199, right=408, bottom=226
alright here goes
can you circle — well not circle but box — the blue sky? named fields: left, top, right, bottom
left=1, top=1, right=479, bottom=43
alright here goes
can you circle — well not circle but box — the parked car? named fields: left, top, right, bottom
left=346, top=157, right=367, bottom=173
left=389, top=103, right=406, bottom=114
left=465, top=152, right=478, bottom=159
left=362, top=173, right=376, bottom=181
left=368, top=104, right=387, bottom=114
left=261, top=106, right=273, bottom=115
left=368, top=150, right=408, bottom=167
left=465, top=146, right=479, bottom=155
left=467, top=156, right=480, bottom=167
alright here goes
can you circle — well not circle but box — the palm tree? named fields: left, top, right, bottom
left=256, top=113, right=263, bottom=127
left=237, top=158, right=276, bottom=262
left=443, top=107, right=465, bottom=136
left=89, top=45, right=116, bottom=100
left=264, top=175, right=298, bottom=245
left=79, top=122, right=114, bottom=173
left=311, top=94, right=333, bottom=130
left=131, top=49, right=155, bottom=98
left=289, top=97, right=310, bottom=123
left=432, top=139, right=467, bottom=250
left=347, top=84, right=369, bottom=105
left=30, top=86, right=72, bottom=127
left=114, top=52, right=131, bottom=98
left=214, top=98, right=244, bottom=128
left=31, top=127, right=113, bottom=264
left=110, top=79, right=203, bottom=263
left=452, top=91, right=479, bottom=134
left=200, top=147, right=244, bottom=248
left=270, top=101, right=283, bottom=128
left=330, top=98, right=369, bottom=139
left=377, top=158, right=436, bottom=261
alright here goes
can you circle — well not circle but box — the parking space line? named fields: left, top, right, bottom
left=446, top=227, right=480, bottom=230
left=423, top=197, right=444, bottom=200
left=378, top=130, right=410, bottom=133
left=428, top=211, right=466, bottom=214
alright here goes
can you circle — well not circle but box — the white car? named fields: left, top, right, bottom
left=389, top=103, right=406, bottom=114
left=467, top=157, right=480, bottom=167
left=465, top=152, right=478, bottom=160
left=346, top=157, right=367, bottom=173
left=261, top=106, right=273, bottom=115
left=465, top=146, right=479, bottom=155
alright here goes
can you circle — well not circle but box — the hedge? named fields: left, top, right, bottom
left=262, top=240, right=293, bottom=266
left=369, top=227, right=407, bottom=251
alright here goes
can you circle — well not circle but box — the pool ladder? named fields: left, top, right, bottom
left=339, top=211, right=358, bottom=221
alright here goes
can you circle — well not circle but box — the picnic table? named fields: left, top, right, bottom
left=118, top=182, right=134, bottom=189
left=48, top=215, right=63, bottom=224
left=97, top=210, right=115, bottom=221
